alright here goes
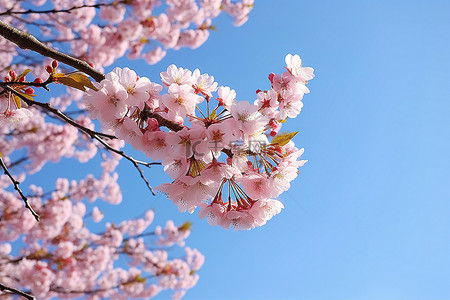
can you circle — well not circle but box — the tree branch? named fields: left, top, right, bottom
left=50, top=275, right=155, bottom=295
left=0, top=75, right=54, bottom=91
left=0, top=20, right=105, bottom=82
left=0, top=21, right=188, bottom=133
left=5, top=86, right=160, bottom=195
left=0, top=2, right=115, bottom=16
left=147, top=111, right=184, bottom=132
left=0, top=282, right=36, bottom=300
left=0, top=156, right=40, bottom=222
left=4, top=86, right=115, bottom=139
left=95, top=136, right=160, bottom=195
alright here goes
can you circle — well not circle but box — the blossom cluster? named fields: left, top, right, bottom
left=0, top=66, right=203, bottom=300
left=0, top=0, right=254, bottom=71
left=84, top=53, right=314, bottom=230
left=0, top=173, right=203, bottom=299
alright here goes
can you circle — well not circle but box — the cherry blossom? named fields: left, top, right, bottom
left=0, top=1, right=316, bottom=297
left=0, top=0, right=254, bottom=70
left=0, top=171, right=203, bottom=299
left=82, top=53, right=314, bottom=230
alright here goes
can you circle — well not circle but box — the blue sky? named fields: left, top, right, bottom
left=109, top=1, right=450, bottom=299
left=28, top=1, right=450, bottom=299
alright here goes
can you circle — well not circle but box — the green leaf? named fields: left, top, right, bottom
left=278, top=116, right=289, bottom=123
left=135, top=275, right=146, bottom=283
left=55, top=73, right=98, bottom=92
left=17, top=69, right=32, bottom=81
left=209, top=108, right=217, bottom=120
left=13, top=95, right=21, bottom=109
left=179, top=221, right=192, bottom=232
left=271, top=131, right=299, bottom=146
left=17, top=91, right=36, bottom=101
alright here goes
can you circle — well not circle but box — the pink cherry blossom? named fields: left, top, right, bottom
left=0, top=107, right=33, bottom=126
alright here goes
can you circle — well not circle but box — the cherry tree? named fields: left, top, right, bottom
left=0, top=0, right=314, bottom=299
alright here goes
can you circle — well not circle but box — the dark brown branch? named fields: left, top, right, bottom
left=0, top=156, right=40, bottom=222
left=5, top=87, right=159, bottom=194
left=147, top=112, right=184, bottom=132
left=50, top=275, right=154, bottom=295
left=4, top=86, right=115, bottom=139
left=0, top=2, right=114, bottom=16
left=122, top=231, right=156, bottom=243
left=0, top=22, right=189, bottom=133
left=0, top=20, right=105, bottom=82
left=95, top=137, right=159, bottom=195
left=0, top=76, right=54, bottom=91
left=0, top=282, right=36, bottom=300
left=1, top=21, right=233, bottom=163
left=7, top=156, right=29, bottom=169
left=222, top=148, right=233, bottom=158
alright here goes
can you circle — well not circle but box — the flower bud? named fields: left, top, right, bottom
left=45, top=65, right=53, bottom=74
left=52, top=60, right=58, bottom=68
left=34, top=78, right=44, bottom=84
left=146, top=118, right=159, bottom=131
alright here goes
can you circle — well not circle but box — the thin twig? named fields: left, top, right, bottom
left=50, top=275, right=155, bottom=295
left=122, top=231, right=156, bottom=243
left=0, top=21, right=188, bottom=133
left=95, top=137, right=159, bottom=195
left=0, top=282, right=36, bottom=300
left=0, top=75, right=54, bottom=91
left=7, top=156, right=29, bottom=169
left=5, top=86, right=160, bottom=194
left=0, top=156, right=40, bottom=222
left=0, top=2, right=114, bottom=16
left=4, top=86, right=115, bottom=139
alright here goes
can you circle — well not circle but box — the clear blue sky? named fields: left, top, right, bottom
left=46, top=1, right=450, bottom=299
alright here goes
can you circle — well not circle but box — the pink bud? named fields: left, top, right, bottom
left=9, top=70, right=16, bottom=79
left=25, top=88, right=34, bottom=95
left=147, top=118, right=159, bottom=131
left=45, top=65, right=53, bottom=74
left=4, top=76, right=10, bottom=82
left=34, top=78, right=44, bottom=84
left=52, top=60, right=58, bottom=68
left=268, top=73, right=275, bottom=83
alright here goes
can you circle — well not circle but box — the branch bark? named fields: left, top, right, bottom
left=0, top=2, right=114, bottom=16
left=0, top=282, right=36, bottom=300
left=0, top=21, right=190, bottom=133
left=4, top=86, right=160, bottom=194
left=0, top=156, right=40, bottom=221
left=0, top=20, right=105, bottom=82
